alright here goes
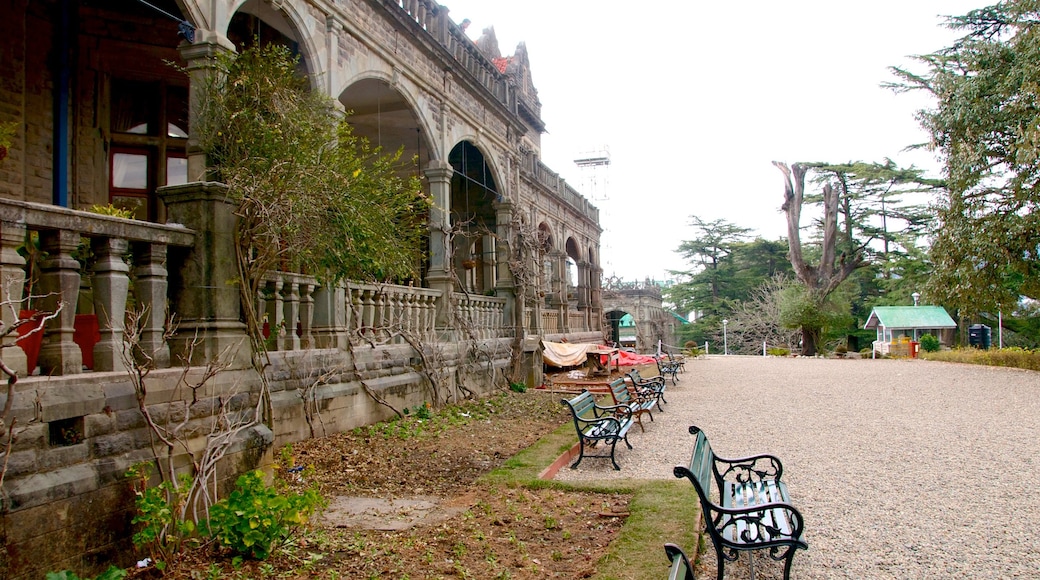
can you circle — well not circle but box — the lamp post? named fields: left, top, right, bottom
left=722, top=319, right=729, bottom=356
left=912, top=292, right=920, bottom=307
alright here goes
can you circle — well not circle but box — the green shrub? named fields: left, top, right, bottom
left=46, top=567, right=126, bottom=580
left=922, top=346, right=1040, bottom=370
left=766, top=347, right=790, bottom=357
left=919, top=333, right=941, bottom=352
left=127, top=464, right=197, bottom=568
left=509, top=382, right=527, bottom=393
left=207, top=470, right=323, bottom=560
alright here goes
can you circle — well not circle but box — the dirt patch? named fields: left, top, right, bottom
left=146, top=389, right=632, bottom=579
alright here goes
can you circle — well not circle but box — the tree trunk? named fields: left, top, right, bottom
left=774, top=162, right=865, bottom=356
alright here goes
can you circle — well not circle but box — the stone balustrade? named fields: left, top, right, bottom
left=542, top=310, right=559, bottom=334
left=346, top=282, right=441, bottom=344
left=0, top=198, right=195, bottom=377
left=454, top=292, right=507, bottom=340
left=569, top=311, right=585, bottom=333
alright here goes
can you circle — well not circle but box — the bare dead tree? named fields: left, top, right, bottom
left=122, top=306, right=260, bottom=523
left=0, top=290, right=63, bottom=491
left=774, top=162, right=866, bottom=355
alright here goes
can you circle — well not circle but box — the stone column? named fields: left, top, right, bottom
left=0, top=221, right=28, bottom=376
left=590, top=265, right=603, bottom=332
left=311, top=283, right=346, bottom=349
left=160, top=182, right=250, bottom=368
left=424, top=162, right=454, bottom=331
left=90, top=237, right=130, bottom=372
left=131, top=242, right=170, bottom=368
left=179, top=38, right=235, bottom=183
left=38, top=229, right=81, bottom=375
left=493, top=201, right=516, bottom=335
left=325, top=16, right=342, bottom=97
left=576, top=259, right=590, bottom=332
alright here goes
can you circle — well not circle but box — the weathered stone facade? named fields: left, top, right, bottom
left=0, top=1, right=604, bottom=577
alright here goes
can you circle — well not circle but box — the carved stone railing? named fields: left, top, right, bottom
left=390, top=0, right=509, bottom=105
left=0, top=198, right=195, bottom=376
left=519, top=155, right=600, bottom=224
left=541, top=310, right=559, bottom=334
left=346, top=282, right=441, bottom=344
left=568, top=311, right=585, bottom=333
left=257, top=271, right=318, bottom=352
left=454, top=292, right=507, bottom=339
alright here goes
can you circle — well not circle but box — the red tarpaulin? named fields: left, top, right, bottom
left=614, top=350, right=659, bottom=366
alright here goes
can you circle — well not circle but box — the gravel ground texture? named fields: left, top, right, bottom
left=553, top=355, right=1040, bottom=579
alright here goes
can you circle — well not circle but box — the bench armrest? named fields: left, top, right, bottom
left=709, top=500, right=807, bottom=548
left=714, top=453, right=784, bottom=483
left=593, top=401, right=633, bottom=421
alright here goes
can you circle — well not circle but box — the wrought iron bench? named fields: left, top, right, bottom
left=627, top=368, right=667, bottom=410
left=667, top=350, right=687, bottom=372
left=664, top=543, right=696, bottom=580
left=560, top=390, right=634, bottom=471
left=657, top=355, right=681, bottom=384
left=607, top=377, right=656, bottom=432
left=673, top=426, right=807, bottom=580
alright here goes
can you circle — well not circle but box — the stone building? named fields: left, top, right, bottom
left=0, top=1, right=603, bottom=576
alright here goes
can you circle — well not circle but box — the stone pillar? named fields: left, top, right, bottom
left=280, top=277, right=300, bottom=351
left=179, top=39, right=235, bottom=183
left=493, top=201, right=516, bottom=335
left=37, top=229, right=82, bottom=375
left=325, top=16, right=342, bottom=97
left=424, top=162, right=454, bottom=330
left=311, top=284, right=346, bottom=349
left=590, top=265, right=603, bottom=332
left=131, top=242, right=170, bottom=368
left=576, top=259, right=590, bottom=332
left=0, top=221, right=28, bottom=376
left=90, top=237, right=130, bottom=372
left=160, top=182, right=250, bottom=368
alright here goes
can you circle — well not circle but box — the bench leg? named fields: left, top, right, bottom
left=782, top=548, right=797, bottom=580
left=570, top=439, right=586, bottom=469
left=609, top=439, right=622, bottom=471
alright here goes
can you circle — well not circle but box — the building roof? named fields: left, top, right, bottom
left=864, top=306, right=957, bottom=330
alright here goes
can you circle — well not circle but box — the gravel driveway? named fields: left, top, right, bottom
left=552, top=355, right=1040, bottom=579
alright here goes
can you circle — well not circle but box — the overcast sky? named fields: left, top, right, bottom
left=442, top=0, right=984, bottom=281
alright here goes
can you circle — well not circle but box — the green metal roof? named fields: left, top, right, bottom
left=864, top=306, right=957, bottom=330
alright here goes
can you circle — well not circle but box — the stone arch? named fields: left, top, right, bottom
left=449, top=140, right=501, bottom=293
left=565, top=237, right=581, bottom=297
left=226, top=0, right=322, bottom=83
left=604, top=308, right=634, bottom=348
left=339, top=77, right=435, bottom=180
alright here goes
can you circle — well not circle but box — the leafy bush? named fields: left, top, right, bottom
left=919, top=333, right=941, bottom=352
left=509, top=381, right=527, bottom=393
left=767, top=347, right=790, bottom=357
left=922, top=346, right=1040, bottom=370
left=46, top=567, right=126, bottom=580
left=207, top=470, right=323, bottom=560
left=127, top=464, right=197, bottom=568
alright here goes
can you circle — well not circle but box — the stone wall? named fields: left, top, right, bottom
left=0, top=337, right=511, bottom=578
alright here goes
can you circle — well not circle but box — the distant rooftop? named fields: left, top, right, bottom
left=864, top=306, right=956, bottom=330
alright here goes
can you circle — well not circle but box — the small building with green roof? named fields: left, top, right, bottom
left=864, top=305, right=957, bottom=355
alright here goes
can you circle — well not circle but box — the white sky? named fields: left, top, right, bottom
left=443, top=0, right=983, bottom=281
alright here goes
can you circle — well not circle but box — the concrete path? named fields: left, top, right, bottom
left=553, top=355, right=1040, bottom=579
